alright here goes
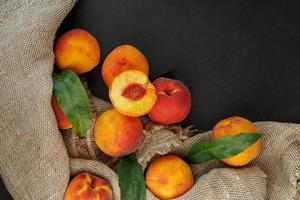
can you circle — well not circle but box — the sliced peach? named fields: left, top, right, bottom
left=109, top=70, right=157, bottom=117
left=102, top=45, right=149, bottom=86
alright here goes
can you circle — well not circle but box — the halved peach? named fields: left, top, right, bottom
left=109, top=70, right=157, bottom=117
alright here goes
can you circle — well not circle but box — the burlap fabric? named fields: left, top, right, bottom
left=0, top=0, right=75, bottom=199
left=67, top=94, right=300, bottom=199
left=1, top=0, right=300, bottom=200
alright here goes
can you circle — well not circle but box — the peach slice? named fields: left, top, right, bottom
left=109, top=70, right=157, bottom=117
left=94, top=109, right=143, bottom=157
left=102, top=45, right=149, bottom=86
left=64, top=172, right=112, bottom=200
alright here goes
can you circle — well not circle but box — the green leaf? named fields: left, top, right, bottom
left=117, top=154, right=146, bottom=200
left=185, top=133, right=262, bottom=164
left=53, top=70, right=92, bottom=137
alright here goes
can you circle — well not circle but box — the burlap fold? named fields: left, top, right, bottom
left=1, top=0, right=300, bottom=199
left=65, top=93, right=300, bottom=200
left=169, top=121, right=300, bottom=200
left=69, top=158, right=266, bottom=200
left=0, top=0, right=76, bottom=199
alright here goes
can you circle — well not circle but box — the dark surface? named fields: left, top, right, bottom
left=2, top=0, right=300, bottom=198
left=57, top=0, right=300, bottom=130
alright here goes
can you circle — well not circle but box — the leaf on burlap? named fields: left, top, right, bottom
left=53, top=70, right=92, bottom=137
left=185, top=133, right=262, bottom=164
left=117, top=154, right=146, bottom=200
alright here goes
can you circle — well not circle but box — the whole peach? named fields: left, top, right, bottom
left=55, top=28, right=100, bottom=74
left=145, top=155, right=194, bottom=199
left=64, top=172, right=112, bottom=200
left=94, top=109, right=143, bottom=157
left=102, top=44, right=149, bottom=86
left=148, top=78, right=191, bottom=125
left=212, top=116, right=262, bottom=166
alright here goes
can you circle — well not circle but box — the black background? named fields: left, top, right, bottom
left=1, top=0, right=300, bottom=198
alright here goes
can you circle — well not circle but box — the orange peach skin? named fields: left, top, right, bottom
left=94, top=109, right=143, bottom=157
left=109, top=70, right=157, bottom=117
left=55, top=28, right=100, bottom=75
left=145, top=155, right=194, bottom=200
left=64, top=172, right=112, bottom=200
left=148, top=77, right=191, bottom=125
left=51, top=96, right=72, bottom=129
left=212, top=116, right=262, bottom=166
left=102, top=44, right=149, bottom=86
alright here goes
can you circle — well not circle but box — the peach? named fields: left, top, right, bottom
left=64, top=172, right=112, bottom=200
left=212, top=116, right=262, bottom=166
left=51, top=96, right=72, bottom=129
left=145, top=155, right=194, bottom=200
left=109, top=70, right=157, bottom=117
left=102, top=45, right=149, bottom=86
left=94, top=109, right=143, bottom=157
left=55, top=28, right=100, bottom=74
left=148, top=77, right=191, bottom=125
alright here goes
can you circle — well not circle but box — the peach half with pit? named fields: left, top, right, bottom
left=109, top=70, right=157, bottom=117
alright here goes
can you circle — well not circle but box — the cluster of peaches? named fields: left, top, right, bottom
left=53, top=29, right=261, bottom=200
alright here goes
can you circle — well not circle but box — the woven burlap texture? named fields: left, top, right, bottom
left=0, top=0, right=76, bottom=200
left=68, top=94, right=300, bottom=199
left=1, top=0, right=300, bottom=200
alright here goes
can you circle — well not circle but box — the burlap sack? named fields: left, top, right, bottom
left=66, top=93, right=300, bottom=199
left=1, top=0, right=300, bottom=200
left=169, top=122, right=300, bottom=200
left=0, top=0, right=76, bottom=199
